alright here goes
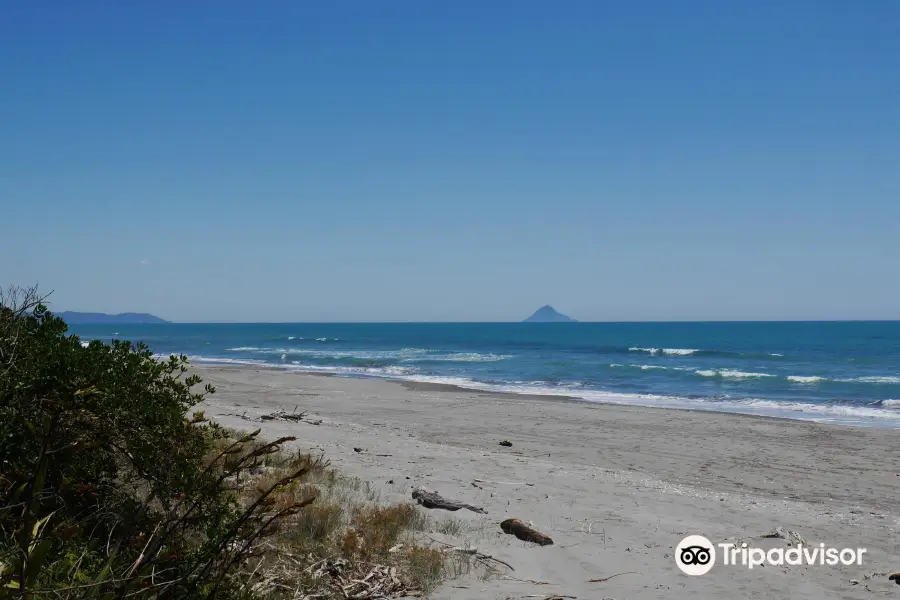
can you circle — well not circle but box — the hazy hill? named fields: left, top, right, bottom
left=58, top=312, right=170, bottom=324
left=522, top=305, right=577, bottom=322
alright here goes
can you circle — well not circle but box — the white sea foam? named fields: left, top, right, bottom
left=188, top=356, right=269, bottom=366
left=724, top=399, right=900, bottom=423
left=176, top=356, right=416, bottom=379
left=629, top=347, right=659, bottom=355
left=640, top=365, right=668, bottom=370
left=414, top=352, right=510, bottom=363
left=695, top=369, right=774, bottom=379
left=316, top=337, right=327, bottom=341
left=628, top=347, right=698, bottom=356
left=288, top=336, right=296, bottom=340
left=287, top=362, right=414, bottom=377
left=775, top=375, right=899, bottom=385
left=881, top=400, right=900, bottom=408
left=379, top=365, right=411, bottom=376
left=770, top=353, right=784, bottom=357
left=80, top=341, right=90, bottom=348
left=840, top=376, right=900, bottom=384
left=787, top=375, right=826, bottom=384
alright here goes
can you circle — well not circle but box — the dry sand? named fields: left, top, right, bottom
left=195, top=365, right=900, bottom=599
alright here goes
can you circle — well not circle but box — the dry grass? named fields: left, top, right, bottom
left=213, top=430, right=485, bottom=598
left=434, top=517, right=464, bottom=537
left=405, top=547, right=446, bottom=589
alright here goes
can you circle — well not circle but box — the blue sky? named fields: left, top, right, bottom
left=2, top=1, right=898, bottom=322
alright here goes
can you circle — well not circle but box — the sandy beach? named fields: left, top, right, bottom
left=196, top=364, right=900, bottom=599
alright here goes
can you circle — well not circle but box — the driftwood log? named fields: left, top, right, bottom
left=411, top=488, right=487, bottom=514
left=259, top=410, right=305, bottom=422
left=500, top=519, right=554, bottom=546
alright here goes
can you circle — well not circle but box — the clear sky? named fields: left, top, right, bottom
left=2, top=1, right=898, bottom=322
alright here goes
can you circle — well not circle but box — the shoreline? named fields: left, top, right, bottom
left=195, top=364, right=900, bottom=599
left=187, top=357, right=900, bottom=429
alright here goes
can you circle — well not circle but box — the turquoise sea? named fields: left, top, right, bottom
left=69, top=321, right=900, bottom=428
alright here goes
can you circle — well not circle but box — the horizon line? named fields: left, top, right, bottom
left=73, top=319, right=900, bottom=325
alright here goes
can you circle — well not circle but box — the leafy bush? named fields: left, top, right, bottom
left=0, top=289, right=312, bottom=598
left=0, top=287, right=467, bottom=599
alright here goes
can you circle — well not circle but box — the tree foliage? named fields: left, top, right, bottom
left=0, top=288, right=310, bottom=599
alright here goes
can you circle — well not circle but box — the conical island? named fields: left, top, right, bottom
left=522, top=305, right=577, bottom=322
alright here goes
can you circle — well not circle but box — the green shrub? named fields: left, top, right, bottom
left=0, top=290, right=311, bottom=599
left=0, top=287, right=463, bottom=599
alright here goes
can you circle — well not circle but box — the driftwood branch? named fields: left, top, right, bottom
left=411, top=488, right=487, bottom=514
left=259, top=408, right=322, bottom=424
left=588, top=571, right=639, bottom=583
left=451, top=546, right=514, bottom=571
left=223, top=408, right=322, bottom=425
left=423, top=535, right=514, bottom=572
left=501, top=576, right=552, bottom=585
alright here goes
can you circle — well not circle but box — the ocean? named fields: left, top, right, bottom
left=68, top=321, right=900, bottom=428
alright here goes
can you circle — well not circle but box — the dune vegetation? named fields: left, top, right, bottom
left=0, top=287, right=466, bottom=599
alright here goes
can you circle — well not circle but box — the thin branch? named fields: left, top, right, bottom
left=588, top=571, right=640, bottom=583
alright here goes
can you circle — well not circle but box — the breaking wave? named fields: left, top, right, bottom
left=841, top=376, right=900, bottom=384
left=629, top=347, right=699, bottom=356
left=787, top=375, right=826, bottom=384
left=695, top=369, right=774, bottom=379
left=179, top=356, right=269, bottom=366
left=287, top=363, right=414, bottom=377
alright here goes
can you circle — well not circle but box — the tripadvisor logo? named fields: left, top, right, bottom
left=676, top=535, right=715, bottom=576
left=675, top=535, right=867, bottom=576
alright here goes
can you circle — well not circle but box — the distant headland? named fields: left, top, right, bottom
left=58, top=312, right=170, bottom=325
left=522, top=305, right=577, bottom=323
